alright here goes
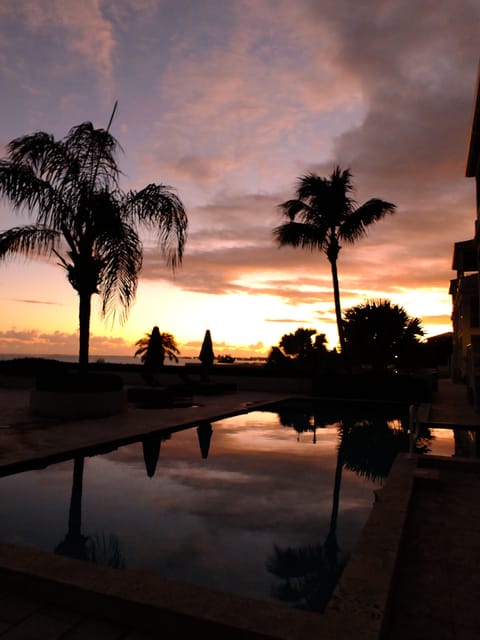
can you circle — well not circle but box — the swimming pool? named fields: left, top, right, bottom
left=0, top=399, right=416, bottom=612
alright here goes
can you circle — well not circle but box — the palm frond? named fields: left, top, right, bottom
left=98, top=222, right=142, bottom=323
left=7, top=131, right=81, bottom=211
left=0, top=160, right=63, bottom=217
left=339, top=199, right=396, bottom=243
left=124, top=184, right=187, bottom=268
left=296, top=173, right=330, bottom=201
left=278, top=199, right=311, bottom=221
left=7, top=125, right=120, bottom=220
left=273, top=221, right=326, bottom=251
left=406, top=316, right=425, bottom=338
left=162, top=332, right=180, bottom=362
left=82, top=189, right=123, bottom=236
left=329, top=166, right=354, bottom=194
left=8, top=131, right=61, bottom=175
left=134, top=335, right=150, bottom=361
left=295, top=170, right=356, bottom=228
left=64, top=122, right=120, bottom=191
left=0, top=225, right=60, bottom=260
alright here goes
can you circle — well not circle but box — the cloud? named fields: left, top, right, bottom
left=303, top=1, right=479, bottom=198
left=136, top=1, right=366, bottom=194
left=118, top=0, right=475, bottom=348
left=0, top=328, right=131, bottom=354
left=132, top=0, right=478, bottom=329
left=13, top=299, right=61, bottom=306
left=265, top=318, right=313, bottom=324
left=0, top=0, right=117, bottom=105
left=180, top=338, right=266, bottom=357
left=170, top=155, right=226, bottom=184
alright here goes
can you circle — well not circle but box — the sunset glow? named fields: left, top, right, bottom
left=0, top=1, right=477, bottom=359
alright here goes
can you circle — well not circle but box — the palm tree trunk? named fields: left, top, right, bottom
left=78, top=291, right=92, bottom=375
left=329, top=258, right=345, bottom=352
left=326, top=441, right=344, bottom=553
left=69, top=456, right=85, bottom=537
left=55, top=456, right=88, bottom=560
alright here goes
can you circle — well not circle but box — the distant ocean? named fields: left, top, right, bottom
left=0, top=354, right=196, bottom=366
left=0, top=354, right=266, bottom=366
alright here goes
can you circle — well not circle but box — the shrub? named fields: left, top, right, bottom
left=0, top=357, right=69, bottom=377
left=36, top=373, right=123, bottom=392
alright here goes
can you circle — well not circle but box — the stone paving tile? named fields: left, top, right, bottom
left=59, top=617, right=130, bottom=639
left=451, top=628, right=480, bottom=640
left=0, top=620, right=13, bottom=635
left=0, top=595, right=42, bottom=624
left=384, top=467, right=480, bottom=640
left=37, top=605, right=82, bottom=626
left=387, top=618, right=456, bottom=640
left=0, top=611, right=74, bottom=639
left=122, top=633, right=160, bottom=640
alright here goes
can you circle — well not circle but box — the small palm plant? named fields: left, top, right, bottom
left=134, top=326, right=180, bottom=371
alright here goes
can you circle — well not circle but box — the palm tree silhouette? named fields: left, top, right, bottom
left=135, top=326, right=180, bottom=369
left=274, top=167, right=395, bottom=353
left=0, top=110, right=187, bottom=374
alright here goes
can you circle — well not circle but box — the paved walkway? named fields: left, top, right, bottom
left=427, top=378, right=480, bottom=428
left=0, top=378, right=480, bottom=638
left=385, top=459, right=480, bottom=640
left=383, top=378, right=480, bottom=640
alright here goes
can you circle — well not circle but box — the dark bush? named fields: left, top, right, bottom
left=36, top=373, right=123, bottom=392
left=0, top=357, right=69, bottom=377
left=311, top=371, right=432, bottom=403
left=184, top=363, right=312, bottom=379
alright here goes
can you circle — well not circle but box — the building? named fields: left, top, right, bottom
left=450, top=67, right=480, bottom=406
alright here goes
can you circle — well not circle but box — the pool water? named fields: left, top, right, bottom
left=0, top=400, right=414, bottom=611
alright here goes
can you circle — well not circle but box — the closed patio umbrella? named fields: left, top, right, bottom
left=199, top=329, right=215, bottom=382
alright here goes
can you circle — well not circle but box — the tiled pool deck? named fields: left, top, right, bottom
left=0, top=378, right=479, bottom=639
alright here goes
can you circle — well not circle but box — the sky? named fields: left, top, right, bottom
left=0, top=0, right=479, bottom=359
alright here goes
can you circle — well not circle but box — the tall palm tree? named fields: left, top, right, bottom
left=274, top=167, right=396, bottom=353
left=0, top=115, right=187, bottom=374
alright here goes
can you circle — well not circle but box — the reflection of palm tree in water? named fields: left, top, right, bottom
left=277, top=405, right=327, bottom=443
left=55, top=457, right=89, bottom=560
left=55, top=456, right=125, bottom=568
left=266, top=420, right=350, bottom=612
left=267, top=416, right=432, bottom=611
